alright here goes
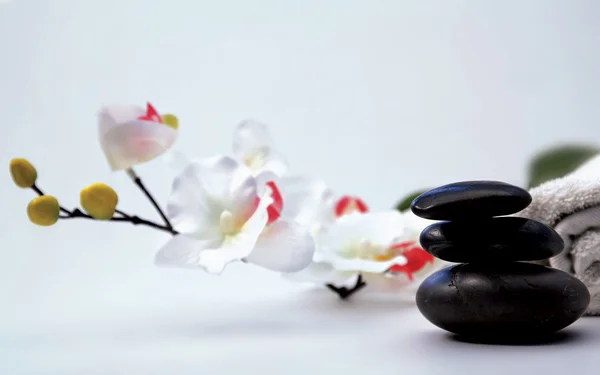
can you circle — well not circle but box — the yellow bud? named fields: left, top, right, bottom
left=10, top=158, right=38, bottom=188
left=161, top=113, right=179, bottom=130
left=27, top=195, right=60, bottom=226
left=80, top=183, right=119, bottom=220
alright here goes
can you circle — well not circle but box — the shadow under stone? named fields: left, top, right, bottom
left=447, top=329, right=588, bottom=346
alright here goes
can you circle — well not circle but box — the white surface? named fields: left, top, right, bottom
left=0, top=271, right=598, bottom=374
left=1, top=0, right=600, bottom=373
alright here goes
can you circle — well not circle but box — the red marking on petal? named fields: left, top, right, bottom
left=334, top=196, right=351, bottom=217
left=266, top=181, right=283, bottom=224
left=390, top=241, right=417, bottom=252
left=137, top=102, right=163, bottom=124
left=388, top=243, right=434, bottom=281
left=388, top=264, right=415, bottom=281
left=334, top=196, right=369, bottom=217
left=354, top=198, right=368, bottom=213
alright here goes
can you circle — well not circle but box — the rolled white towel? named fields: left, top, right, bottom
left=517, top=154, right=600, bottom=315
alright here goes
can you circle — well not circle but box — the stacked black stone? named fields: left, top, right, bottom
left=411, top=181, right=590, bottom=339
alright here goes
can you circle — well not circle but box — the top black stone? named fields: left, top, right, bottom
left=410, top=181, right=532, bottom=220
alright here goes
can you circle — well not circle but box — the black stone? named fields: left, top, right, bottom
left=416, top=263, right=590, bottom=337
left=420, top=217, right=564, bottom=263
left=411, top=181, right=532, bottom=220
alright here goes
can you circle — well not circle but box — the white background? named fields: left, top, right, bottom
left=1, top=0, right=599, bottom=373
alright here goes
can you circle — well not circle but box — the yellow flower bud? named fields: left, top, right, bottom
left=27, top=196, right=60, bottom=226
left=10, top=158, right=38, bottom=188
left=80, top=183, right=119, bottom=220
left=161, top=113, right=179, bottom=130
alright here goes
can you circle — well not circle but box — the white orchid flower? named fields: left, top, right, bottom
left=154, top=155, right=315, bottom=274
left=232, top=120, right=288, bottom=177
left=98, top=102, right=178, bottom=171
left=315, top=211, right=411, bottom=272
left=287, top=210, right=440, bottom=292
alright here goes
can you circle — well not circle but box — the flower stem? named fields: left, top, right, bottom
left=325, top=274, right=367, bottom=300
left=126, top=168, right=174, bottom=231
left=31, top=184, right=178, bottom=235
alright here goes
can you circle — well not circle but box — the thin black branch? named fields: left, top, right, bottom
left=30, top=184, right=178, bottom=235
left=326, top=283, right=350, bottom=299
left=32, top=184, right=74, bottom=215
left=115, top=209, right=131, bottom=218
left=126, top=168, right=174, bottom=231
left=349, top=274, right=367, bottom=295
left=111, top=210, right=179, bottom=234
left=31, top=185, right=44, bottom=196
left=325, top=275, right=367, bottom=300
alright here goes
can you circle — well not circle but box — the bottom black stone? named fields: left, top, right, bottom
left=416, top=262, right=590, bottom=337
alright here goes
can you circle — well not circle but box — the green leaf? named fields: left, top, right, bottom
left=527, top=144, right=599, bottom=188
left=395, top=189, right=430, bottom=212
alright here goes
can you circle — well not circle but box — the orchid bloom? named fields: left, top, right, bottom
left=154, top=155, right=315, bottom=274
left=287, top=208, right=439, bottom=292
left=315, top=211, right=412, bottom=271
left=98, top=102, right=178, bottom=171
left=232, top=120, right=288, bottom=177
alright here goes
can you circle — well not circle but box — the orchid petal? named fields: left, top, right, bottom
left=334, top=196, right=369, bottom=217
left=232, top=120, right=274, bottom=156
left=265, top=181, right=284, bottom=224
left=388, top=245, right=435, bottom=279
left=166, top=156, right=258, bottom=236
left=193, top=156, right=252, bottom=202
left=166, top=162, right=223, bottom=237
left=195, top=190, right=272, bottom=273
left=195, top=239, right=255, bottom=274
left=137, top=102, right=162, bottom=123
left=245, top=220, right=316, bottom=272
left=319, top=252, right=408, bottom=273
left=278, top=176, right=335, bottom=228
left=100, top=120, right=178, bottom=171
left=253, top=171, right=285, bottom=224
left=154, top=234, right=221, bottom=269
left=198, top=156, right=261, bottom=221
left=240, top=188, right=273, bottom=238
left=232, top=120, right=288, bottom=175
left=98, top=105, right=145, bottom=137
left=254, top=170, right=280, bottom=194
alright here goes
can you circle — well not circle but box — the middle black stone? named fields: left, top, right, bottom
left=420, top=217, right=564, bottom=263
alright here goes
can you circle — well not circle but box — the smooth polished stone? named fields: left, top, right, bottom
left=419, top=217, right=564, bottom=263
left=411, top=181, right=532, bottom=220
left=416, top=263, right=590, bottom=337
